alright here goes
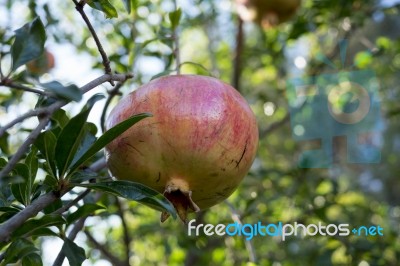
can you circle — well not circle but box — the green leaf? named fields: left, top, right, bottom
left=76, top=181, right=176, bottom=218
left=35, top=130, right=57, bottom=177
left=51, top=109, right=70, bottom=129
left=62, top=238, right=86, bottom=266
left=11, top=17, right=46, bottom=71
left=41, top=81, right=82, bottom=102
left=55, top=95, right=103, bottom=177
left=12, top=214, right=66, bottom=239
left=87, top=0, right=118, bottom=18
left=26, top=147, right=38, bottom=184
left=67, top=203, right=105, bottom=225
left=67, top=112, right=151, bottom=175
left=70, top=124, right=97, bottom=168
left=0, top=206, right=20, bottom=223
left=22, top=253, right=43, bottom=266
left=70, top=169, right=99, bottom=183
left=179, top=61, right=214, bottom=76
left=29, top=227, right=59, bottom=239
left=43, top=198, right=63, bottom=214
left=43, top=174, right=58, bottom=190
left=169, top=8, right=182, bottom=30
left=0, top=206, right=20, bottom=213
left=121, top=0, right=131, bottom=13
left=10, top=163, right=31, bottom=206
left=3, top=239, right=38, bottom=264
left=150, top=69, right=175, bottom=80
left=0, top=132, right=10, bottom=155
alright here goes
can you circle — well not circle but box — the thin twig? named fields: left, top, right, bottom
left=72, top=0, right=114, bottom=85
left=0, top=107, right=48, bottom=138
left=232, top=17, right=244, bottom=91
left=84, top=230, right=127, bottom=266
left=52, top=217, right=88, bottom=266
left=0, top=191, right=60, bottom=243
left=173, top=0, right=181, bottom=74
left=0, top=80, right=51, bottom=97
left=100, top=82, right=123, bottom=133
left=116, top=198, right=131, bottom=265
left=0, top=116, right=51, bottom=180
left=259, top=113, right=290, bottom=139
left=53, top=184, right=104, bottom=266
left=52, top=158, right=106, bottom=214
left=225, top=201, right=257, bottom=263
left=53, top=189, right=91, bottom=215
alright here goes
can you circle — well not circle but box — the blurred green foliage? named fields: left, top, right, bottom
left=0, top=0, right=399, bottom=265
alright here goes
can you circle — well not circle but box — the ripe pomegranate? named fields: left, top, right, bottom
left=26, top=49, right=55, bottom=75
left=236, top=0, right=301, bottom=28
left=105, top=75, right=258, bottom=222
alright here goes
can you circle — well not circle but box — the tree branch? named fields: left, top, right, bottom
left=259, top=113, right=290, bottom=139
left=53, top=189, right=91, bottom=215
left=84, top=230, right=127, bottom=266
left=0, top=116, right=51, bottom=180
left=52, top=217, right=88, bottom=266
left=0, top=107, right=49, bottom=138
left=0, top=159, right=105, bottom=244
left=225, top=201, right=257, bottom=263
left=0, top=73, right=132, bottom=180
left=100, top=82, right=123, bottom=133
left=173, top=0, right=181, bottom=74
left=72, top=0, right=114, bottom=85
left=116, top=198, right=131, bottom=265
left=0, top=80, right=51, bottom=97
left=0, top=191, right=60, bottom=243
left=232, top=17, right=244, bottom=92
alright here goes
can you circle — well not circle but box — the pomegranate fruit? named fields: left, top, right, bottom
left=26, top=49, right=55, bottom=75
left=236, top=0, right=301, bottom=28
left=105, top=75, right=258, bottom=222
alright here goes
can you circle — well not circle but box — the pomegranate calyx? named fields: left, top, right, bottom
left=161, top=185, right=200, bottom=223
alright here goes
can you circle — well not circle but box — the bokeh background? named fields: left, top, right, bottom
left=0, top=0, right=400, bottom=265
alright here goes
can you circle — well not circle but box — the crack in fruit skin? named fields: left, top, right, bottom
left=105, top=75, right=258, bottom=220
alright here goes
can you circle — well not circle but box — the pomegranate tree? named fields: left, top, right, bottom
left=105, top=75, right=258, bottom=222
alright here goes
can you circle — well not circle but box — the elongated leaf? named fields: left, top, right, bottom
left=3, top=239, right=38, bottom=264
left=62, top=238, right=86, bottom=266
left=10, top=163, right=30, bottom=206
left=55, top=95, right=103, bottom=177
left=121, top=0, right=131, bottom=13
left=11, top=17, right=46, bottom=71
left=67, top=203, right=105, bottom=225
left=0, top=131, right=10, bottom=154
left=51, top=109, right=70, bottom=129
left=68, top=112, right=151, bottom=175
left=70, top=168, right=99, bottom=183
left=12, top=214, right=66, bottom=239
left=150, top=69, right=175, bottom=80
left=22, top=253, right=43, bottom=266
left=70, top=123, right=97, bottom=167
left=29, top=227, right=59, bottom=239
left=87, top=0, right=118, bottom=18
left=25, top=146, right=38, bottom=187
left=43, top=198, right=63, bottom=214
left=76, top=181, right=176, bottom=218
left=35, top=130, right=57, bottom=177
left=41, top=81, right=83, bottom=102
left=169, top=8, right=182, bottom=30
